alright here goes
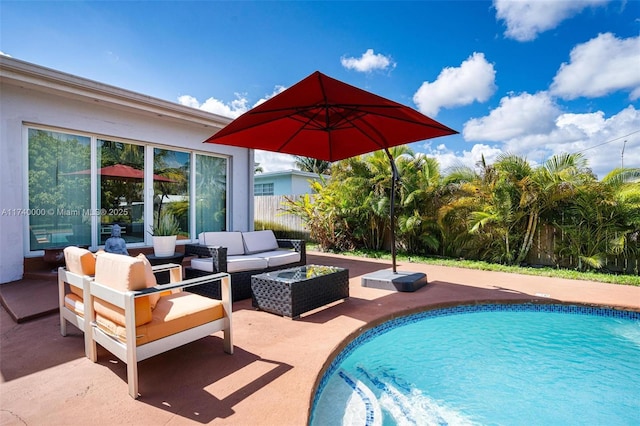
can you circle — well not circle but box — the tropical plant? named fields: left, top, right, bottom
left=282, top=145, right=639, bottom=276
left=293, top=155, right=331, bottom=175
left=554, top=167, right=640, bottom=271
left=397, top=154, right=443, bottom=254
left=283, top=181, right=353, bottom=251
left=513, top=152, right=593, bottom=264
left=148, top=211, right=181, bottom=236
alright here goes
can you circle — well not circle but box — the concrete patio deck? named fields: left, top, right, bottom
left=2, top=251, right=639, bottom=425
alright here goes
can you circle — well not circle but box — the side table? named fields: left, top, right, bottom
left=147, top=252, right=185, bottom=284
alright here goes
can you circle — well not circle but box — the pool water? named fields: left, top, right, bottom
left=311, top=304, right=640, bottom=425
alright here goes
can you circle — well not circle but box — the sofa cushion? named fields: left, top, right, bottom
left=254, top=250, right=301, bottom=268
left=242, top=230, right=279, bottom=254
left=226, top=256, right=269, bottom=273
left=190, top=256, right=268, bottom=273
left=95, top=292, right=224, bottom=345
left=198, top=231, right=245, bottom=256
left=93, top=253, right=152, bottom=327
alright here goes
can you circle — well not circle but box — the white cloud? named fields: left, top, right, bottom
left=550, top=33, right=640, bottom=100
left=413, top=52, right=496, bottom=117
left=179, top=86, right=296, bottom=173
left=420, top=142, right=504, bottom=173
left=463, top=92, right=560, bottom=141
left=462, top=96, right=640, bottom=178
left=253, top=85, right=287, bottom=107
left=254, top=150, right=297, bottom=173
left=178, top=93, right=248, bottom=118
left=499, top=107, right=640, bottom=177
left=178, top=86, right=287, bottom=118
left=341, top=49, right=396, bottom=73
left=494, top=0, right=610, bottom=42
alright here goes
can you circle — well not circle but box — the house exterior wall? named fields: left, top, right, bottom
left=0, top=57, right=253, bottom=283
left=254, top=170, right=325, bottom=196
left=272, top=174, right=293, bottom=195
left=291, top=174, right=317, bottom=195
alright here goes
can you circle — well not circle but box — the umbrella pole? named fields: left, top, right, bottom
left=384, top=148, right=399, bottom=274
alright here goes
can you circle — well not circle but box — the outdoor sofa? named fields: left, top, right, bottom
left=184, top=230, right=306, bottom=301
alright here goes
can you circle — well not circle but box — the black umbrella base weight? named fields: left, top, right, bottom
left=361, top=270, right=427, bottom=292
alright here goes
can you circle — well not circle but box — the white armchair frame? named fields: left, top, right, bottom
left=58, top=266, right=93, bottom=355
left=86, top=269, right=233, bottom=398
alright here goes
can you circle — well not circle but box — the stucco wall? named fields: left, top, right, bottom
left=0, top=82, right=252, bottom=283
left=291, top=174, right=317, bottom=195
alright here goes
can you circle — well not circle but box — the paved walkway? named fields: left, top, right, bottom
left=1, top=252, right=639, bottom=425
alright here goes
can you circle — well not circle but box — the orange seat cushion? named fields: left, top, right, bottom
left=64, top=293, right=84, bottom=317
left=94, top=292, right=224, bottom=345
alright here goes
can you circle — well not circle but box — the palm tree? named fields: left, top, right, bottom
left=453, top=153, right=528, bottom=264
left=398, top=155, right=443, bottom=254
left=293, top=155, right=331, bottom=175
left=436, top=163, right=483, bottom=258
left=514, top=153, right=593, bottom=264
left=555, top=167, right=640, bottom=271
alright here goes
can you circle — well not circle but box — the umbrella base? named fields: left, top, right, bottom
left=361, top=270, right=427, bottom=292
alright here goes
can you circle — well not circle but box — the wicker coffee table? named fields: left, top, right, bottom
left=251, top=265, right=349, bottom=319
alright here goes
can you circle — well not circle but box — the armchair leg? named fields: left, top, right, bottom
left=127, top=364, right=139, bottom=399
left=223, top=328, right=233, bottom=354
left=86, top=333, right=97, bottom=362
left=58, top=270, right=67, bottom=337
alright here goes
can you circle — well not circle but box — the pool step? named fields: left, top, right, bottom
left=357, top=366, right=476, bottom=426
left=357, top=367, right=420, bottom=425
left=311, top=369, right=382, bottom=426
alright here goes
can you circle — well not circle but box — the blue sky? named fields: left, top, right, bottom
left=2, top=0, right=639, bottom=178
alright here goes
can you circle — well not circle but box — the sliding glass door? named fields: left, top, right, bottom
left=96, top=139, right=145, bottom=244
left=153, top=148, right=190, bottom=239
left=27, top=126, right=229, bottom=252
left=27, top=129, right=91, bottom=248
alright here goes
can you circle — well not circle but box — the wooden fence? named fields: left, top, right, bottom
left=526, top=223, right=639, bottom=274
left=254, top=195, right=310, bottom=239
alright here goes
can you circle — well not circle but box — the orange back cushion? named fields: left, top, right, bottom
left=136, top=253, right=161, bottom=309
left=63, top=246, right=97, bottom=298
left=94, top=253, right=152, bottom=326
left=64, top=246, right=96, bottom=275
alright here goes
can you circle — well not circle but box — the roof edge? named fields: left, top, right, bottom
left=0, top=55, right=232, bottom=129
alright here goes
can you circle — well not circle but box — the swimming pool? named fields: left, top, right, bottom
left=310, top=304, right=640, bottom=425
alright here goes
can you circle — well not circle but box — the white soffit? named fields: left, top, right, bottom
left=0, top=56, right=232, bottom=130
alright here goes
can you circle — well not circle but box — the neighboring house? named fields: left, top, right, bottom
left=0, top=56, right=255, bottom=284
left=254, top=170, right=327, bottom=196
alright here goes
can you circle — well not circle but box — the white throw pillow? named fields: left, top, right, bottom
left=242, top=230, right=279, bottom=254
left=199, top=231, right=245, bottom=256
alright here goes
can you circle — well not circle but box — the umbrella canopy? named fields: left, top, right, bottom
left=206, top=71, right=457, bottom=161
left=205, top=71, right=457, bottom=273
left=65, top=164, right=174, bottom=182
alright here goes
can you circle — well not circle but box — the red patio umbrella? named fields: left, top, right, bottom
left=65, top=164, right=175, bottom=182
left=205, top=71, right=457, bottom=274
